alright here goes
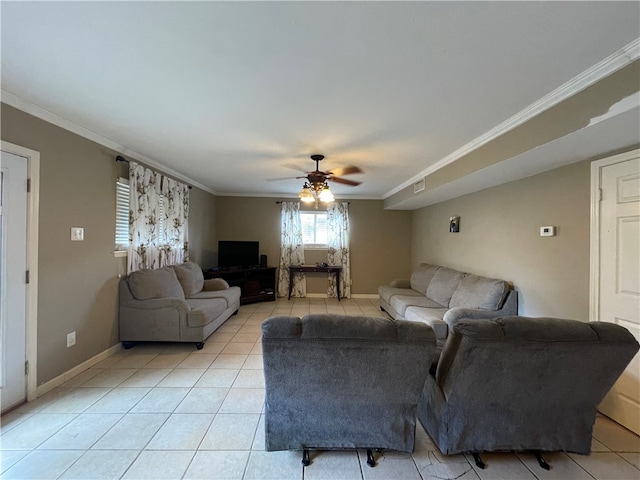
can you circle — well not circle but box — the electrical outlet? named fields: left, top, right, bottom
left=71, top=227, right=84, bottom=241
left=67, top=331, right=76, bottom=347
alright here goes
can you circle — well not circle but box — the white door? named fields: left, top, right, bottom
left=593, top=149, right=640, bottom=435
left=0, top=151, right=28, bottom=412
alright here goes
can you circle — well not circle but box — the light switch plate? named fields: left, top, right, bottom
left=71, top=227, right=84, bottom=241
left=540, top=226, right=555, bottom=237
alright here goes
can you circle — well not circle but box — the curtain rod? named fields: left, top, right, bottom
left=116, top=155, right=192, bottom=189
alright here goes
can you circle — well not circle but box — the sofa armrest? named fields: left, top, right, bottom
left=119, top=297, right=191, bottom=342
left=389, top=278, right=411, bottom=288
left=443, top=290, right=518, bottom=329
left=203, top=278, right=231, bottom=291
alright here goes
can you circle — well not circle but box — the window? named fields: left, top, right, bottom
left=115, top=177, right=130, bottom=250
left=300, top=211, right=328, bottom=247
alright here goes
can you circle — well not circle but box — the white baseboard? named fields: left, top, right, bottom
left=36, top=343, right=123, bottom=397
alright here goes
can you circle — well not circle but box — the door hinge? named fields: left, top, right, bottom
left=598, top=188, right=603, bottom=202
left=25, top=361, right=29, bottom=375
left=26, top=270, right=30, bottom=284
left=27, top=178, right=31, bottom=192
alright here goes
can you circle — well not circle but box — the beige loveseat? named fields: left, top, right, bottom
left=379, top=263, right=517, bottom=345
left=119, top=261, right=241, bottom=349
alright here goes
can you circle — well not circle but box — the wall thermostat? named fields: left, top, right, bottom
left=540, top=226, right=555, bottom=237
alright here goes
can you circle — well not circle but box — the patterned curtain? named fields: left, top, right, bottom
left=128, top=162, right=189, bottom=273
left=327, top=202, right=351, bottom=298
left=277, top=202, right=306, bottom=297
left=159, top=176, right=189, bottom=267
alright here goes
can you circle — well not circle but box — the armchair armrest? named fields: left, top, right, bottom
left=389, top=278, right=411, bottom=288
left=444, top=307, right=499, bottom=326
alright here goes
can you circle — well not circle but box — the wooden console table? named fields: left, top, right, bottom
left=289, top=265, right=343, bottom=300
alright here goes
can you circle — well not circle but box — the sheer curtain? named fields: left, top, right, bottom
left=327, top=202, right=351, bottom=298
left=128, top=161, right=189, bottom=273
left=277, top=202, right=306, bottom=297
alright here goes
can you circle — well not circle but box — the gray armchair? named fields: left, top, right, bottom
left=418, top=316, right=639, bottom=470
left=262, top=313, right=437, bottom=467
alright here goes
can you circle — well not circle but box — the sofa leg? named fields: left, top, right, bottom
left=366, top=449, right=376, bottom=467
left=233, top=309, right=239, bottom=316
left=472, top=452, right=485, bottom=469
left=195, top=342, right=204, bottom=350
left=122, top=341, right=135, bottom=349
left=302, top=449, right=311, bottom=466
left=533, top=451, right=550, bottom=470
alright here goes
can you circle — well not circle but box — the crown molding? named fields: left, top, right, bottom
left=218, top=191, right=382, bottom=200
left=384, top=37, right=640, bottom=198
left=1, top=90, right=217, bottom=195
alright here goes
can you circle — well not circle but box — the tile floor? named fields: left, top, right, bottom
left=1, top=298, right=639, bottom=479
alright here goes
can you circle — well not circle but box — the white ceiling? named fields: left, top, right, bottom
left=2, top=2, right=639, bottom=207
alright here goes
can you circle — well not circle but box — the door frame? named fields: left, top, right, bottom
left=1, top=141, right=39, bottom=402
left=589, top=148, right=639, bottom=323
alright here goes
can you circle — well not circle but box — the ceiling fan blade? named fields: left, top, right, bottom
left=328, top=166, right=363, bottom=176
left=267, top=176, right=298, bottom=182
left=330, top=176, right=362, bottom=187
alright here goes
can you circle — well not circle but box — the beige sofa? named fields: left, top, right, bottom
left=379, top=263, right=517, bottom=345
left=119, top=261, right=241, bottom=349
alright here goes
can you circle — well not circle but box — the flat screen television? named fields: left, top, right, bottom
left=218, top=241, right=259, bottom=269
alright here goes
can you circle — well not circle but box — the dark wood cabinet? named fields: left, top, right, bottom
left=205, top=267, right=277, bottom=305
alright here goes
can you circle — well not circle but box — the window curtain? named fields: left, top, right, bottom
left=327, top=202, right=351, bottom=298
left=159, top=176, right=189, bottom=267
left=277, top=202, right=306, bottom=297
left=128, top=161, right=189, bottom=273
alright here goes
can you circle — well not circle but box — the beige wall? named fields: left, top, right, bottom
left=1, top=103, right=217, bottom=385
left=188, top=187, right=217, bottom=267
left=411, top=159, right=591, bottom=319
left=215, top=197, right=413, bottom=295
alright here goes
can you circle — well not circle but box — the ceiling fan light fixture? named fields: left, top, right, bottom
left=319, top=184, right=334, bottom=202
left=299, top=184, right=315, bottom=203
left=294, top=153, right=361, bottom=208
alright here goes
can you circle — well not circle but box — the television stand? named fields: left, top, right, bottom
left=205, top=266, right=277, bottom=305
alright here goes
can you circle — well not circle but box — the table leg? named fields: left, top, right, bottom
left=336, top=271, right=341, bottom=301
left=288, top=269, right=293, bottom=300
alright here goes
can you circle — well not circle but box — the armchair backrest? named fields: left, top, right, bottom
left=421, top=316, right=639, bottom=455
left=436, top=316, right=638, bottom=417
left=262, top=313, right=437, bottom=452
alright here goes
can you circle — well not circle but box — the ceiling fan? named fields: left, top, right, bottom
left=296, top=154, right=363, bottom=208
left=299, top=154, right=363, bottom=187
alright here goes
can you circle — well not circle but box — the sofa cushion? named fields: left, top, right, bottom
left=186, top=298, right=227, bottom=327
left=426, top=267, right=465, bottom=307
left=189, top=286, right=241, bottom=308
left=128, top=267, right=185, bottom=300
left=410, top=264, right=440, bottom=295
left=449, top=274, right=509, bottom=310
left=405, top=306, right=449, bottom=339
left=390, top=295, right=445, bottom=318
left=172, top=261, right=205, bottom=297
left=378, top=285, right=423, bottom=305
